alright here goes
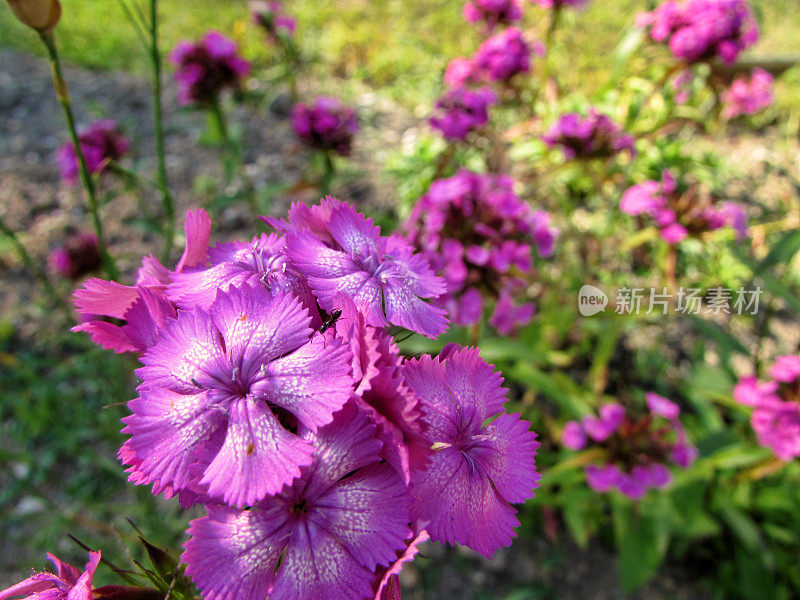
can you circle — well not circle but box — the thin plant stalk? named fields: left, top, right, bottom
left=319, top=151, right=336, bottom=197
left=39, top=32, right=119, bottom=280
left=0, top=214, right=72, bottom=320
left=149, top=0, right=176, bottom=263
left=209, top=99, right=260, bottom=217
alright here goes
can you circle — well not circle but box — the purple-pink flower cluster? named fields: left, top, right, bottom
left=0, top=551, right=99, bottom=600
left=473, top=27, right=541, bottom=82
left=71, top=200, right=540, bottom=599
left=291, top=97, right=359, bottom=156
left=169, top=31, right=250, bottom=106
left=250, top=0, right=296, bottom=42
left=542, top=109, right=635, bottom=160
left=637, top=0, right=758, bottom=65
left=734, top=355, right=800, bottom=461
left=48, top=232, right=100, bottom=280
left=562, top=395, right=697, bottom=499
left=404, top=169, right=557, bottom=333
left=722, top=68, right=774, bottom=119
left=429, top=87, right=497, bottom=141
left=57, top=119, right=130, bottom=185
left=620, top=170, right=748, bottom=244
left=463, top=0, right=523, bottom=31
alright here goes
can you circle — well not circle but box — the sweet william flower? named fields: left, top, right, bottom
left=282, top=198, right=449, bottom=338
left=463, top=0, right=523, bottom=31
left=48, top=232, right=100, bottom=280
left=5, top=0, right=61, bottom=33
left=429, top=87, right=497, bottom=141
left=122, top=284, right=354, bottom=508
left=404, top=345, right=539, bottom=557
left=0, top=551, right=99, bottom=600
left=57, top=120, right=130, bottom=185
left=291, top=97, right=359, bottom=156
left=182, top=402, right=411, bottom=600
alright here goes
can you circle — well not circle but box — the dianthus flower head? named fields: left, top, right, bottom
left=250, top=0, right=296, bottom=41
left=182, top=402, right=411, bottom=600
left=279, top=198, right=449, bottom=338
left=444, top=57, right=480, bottom=89
left=562, top=397, right=696, bottom=499
left=0, top=551, right=100, bottom=600
left=620, top=170, right=748, bottom=244
left=291, top=97, right=359, bottom=156
left=722, top=68, right=774, bottom=119
left=167, top=232, right=317, bottom=322
left=122, top=284, right=355, bottom=507
left=404, top=345, right=540, bottom=557
left=57, top=120, right=130, bottom=185
left=48, top=232, right=100, bottom=280
left=371, top=529, right=430, bottom=600
left=169, top=31, right=250, bottom=106
left=429, top=87, right=497, bottom=141
left=472, top=27, right=542, bottom=82
left=404, top=170, right=556, bottom=328
left=463, top=0, right=523, bottom=31
left=735, top=355, right=800, bottom=461
left=72, top=209, right=211, bottom=354
left=542, top=109, right=635, bottom=160
left=637, top=0, right=758, bottom=65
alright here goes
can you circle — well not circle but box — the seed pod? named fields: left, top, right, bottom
left=5, top=0, right=61, bottom=34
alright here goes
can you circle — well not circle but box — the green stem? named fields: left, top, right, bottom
left=210, top=99, right=260, bottom=218
left=40, top=32, right=119, bottom=280
left=149, top=0, right=176, bottom=264
left=319, top=151, right=336, bottom=197
left=0, top=214, right=72, bottom=320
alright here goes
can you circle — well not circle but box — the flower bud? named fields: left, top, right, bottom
left=5, top=0, right=61, bottom=33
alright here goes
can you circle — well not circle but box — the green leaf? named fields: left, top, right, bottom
left=612, top=498, right=670, bottom=593
left=688, top=315, right=749, bottom=356
left=760, top=230, right=800, bottom=269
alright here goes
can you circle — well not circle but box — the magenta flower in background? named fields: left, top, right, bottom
left=562, top=398, right=696, bottom=499
left=542, top=109, right=636, bottom=160
left=472, top=27, right=541, bottom=83
left=291, top=96, right=359, bottom=156
left=0, top=551, right=100, bottom=600
left=637, top=0, right=758, bottom=65
left=620, top=170, right=748, bottom=244
left=735, top=355, right=800, bottom=461
left=371, top=529, right=430, bottom=600
left=463, top=0, right=523, bottom=31
left=444, top=57, right=480, bottom=89
left=722, top=68, right=774, bottom=119
left=57, top=120, right=130, bottom=185
left=282, top=198, right=449, bottom=338
left=182, top=403, right=411, bottom=600
left=250, top=0, right=296, bottom=41
left=48, top=232, right=100, bottom=280
left=429, top=87, right=497, bottom=141
left=404, top=345, right=539, bottom=557
left=404, top=169, right=556, bottom=329
left=122, top=284, right=354, bottom=508
left=169, top=31, right=250, bottom=106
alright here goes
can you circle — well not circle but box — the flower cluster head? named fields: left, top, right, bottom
left=463, top=0, right=523, bottom=31
left=528, top=0, right=589, bottom=9
left=637, top=0, right=758, bottom=65
left=291, top=97, right=360, bottom=156
left=472, top=27, right=543, bottom=83
left=250, top=0, right=296, bottom=41
left=722, top=68, right=774, bottom=119
left=542, top=109, right=636, bottom=160
left=734, top=355, right=800, bottom=461
left=72, top=199, right=538, bottom=598
left=620, top=170, right=748, bottom=244
left=0, top=551, right=100, bottom=600
left=404, top=169, right=557, bottom=333
left=169, top=31, right=250, bottom=106
left=562, top=395, right=697, bottom=499
left=48, top=232, right=100, bottom=280
left=429, top=87, right=497, bottom=141
left=57, top=120, right=130, bottom=185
